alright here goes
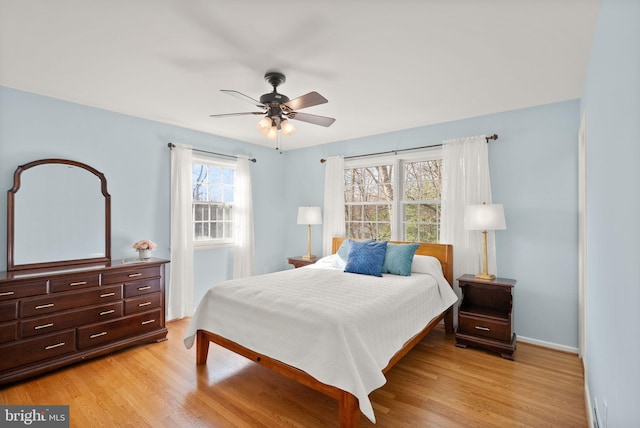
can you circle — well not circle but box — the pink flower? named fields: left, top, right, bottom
left=132, top=240, right=157, bottom=251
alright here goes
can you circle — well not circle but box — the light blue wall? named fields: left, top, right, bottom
left=580, top=0, right=640, bottom=425
left=0, top=88, right=581, bottom=351
left=0, top=86, right=286, bottom=306
left=282, top=100, right=580, bottom=349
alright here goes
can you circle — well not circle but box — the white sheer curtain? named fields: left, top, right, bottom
left=440, top=135, right=495, bottom=286
left=233, top=155, right=254, bottom=279
left=322, top=156, right=345, bottom=256
left=168, top=144, right=194, bottom=320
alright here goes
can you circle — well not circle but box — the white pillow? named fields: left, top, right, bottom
left=411, top=255, right=443, bottom=274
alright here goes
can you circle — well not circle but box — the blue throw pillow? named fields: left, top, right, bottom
left=333, top=239, right=374, bottom=269
left=382, top=243, right=420, bottom=276
left=344, top=240, right=388, bottom=277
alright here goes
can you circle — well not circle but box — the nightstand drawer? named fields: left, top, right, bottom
left=458, top=313, right=511, bottom=342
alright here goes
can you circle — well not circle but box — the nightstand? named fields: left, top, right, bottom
left=287, top=256, right=317, bottom=269
left=455, top=274, right=517, bottom=360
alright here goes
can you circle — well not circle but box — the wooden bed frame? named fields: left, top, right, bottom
left=195, top=238, right=454, bottom=427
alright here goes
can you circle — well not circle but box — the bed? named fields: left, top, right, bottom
left=184, top=238, right=457, bottom=427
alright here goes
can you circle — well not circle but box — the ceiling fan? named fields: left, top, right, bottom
left=210, top=71, right=335, bottom=141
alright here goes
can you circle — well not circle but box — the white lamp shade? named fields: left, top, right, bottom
left=297, top=206, right=322, bottom=225
left=465, top=204, right=506, bottom=231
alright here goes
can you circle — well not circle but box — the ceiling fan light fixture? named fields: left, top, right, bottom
left=266, top=125, right=278, bottom=140
left=281, top=119, right=296, bottom=136
left=257, top=116, right=272, bottom=135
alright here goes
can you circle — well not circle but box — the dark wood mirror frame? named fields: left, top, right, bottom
left=7, top=158, right=111, bottom=272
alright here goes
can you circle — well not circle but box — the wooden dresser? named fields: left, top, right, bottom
left=0, top=258, right=169, bottom=385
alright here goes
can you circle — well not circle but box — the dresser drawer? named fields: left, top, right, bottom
left=124, top=277, right=161, bottom=298
left=77, top=309, right=162, bottom=350
left=102, top=265, right=161, bottom=285
left=20, top=285, right=122, bottom=317
left=50, top=272, right=101, bottom=293
left=0, top=301, right=17, bottom=322
left=0, top=330, right=76, bottom=372
left=0, top=280, right=47, bottom=302
left=125, top=292, right=161, bottom=315
left=0, top=321, right=18, bottom=344
left=20, top=302, right=123, bottom=338
left=458, top=313, right=511, bottom=342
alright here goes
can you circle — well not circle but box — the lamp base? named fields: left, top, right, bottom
left=474, top=273, right=496, bottom=281
left=302, top=254, right=317, bottom=260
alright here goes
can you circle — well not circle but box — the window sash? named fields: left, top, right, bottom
left=344, top=150, right=442, bottom=243
left=192, top=155, right=236, bottom=247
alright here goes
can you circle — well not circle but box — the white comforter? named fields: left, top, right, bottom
left=184, top=254, right=458, bottom=423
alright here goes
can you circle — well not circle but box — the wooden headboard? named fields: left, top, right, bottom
left=331, top=237, right=454, bottom=286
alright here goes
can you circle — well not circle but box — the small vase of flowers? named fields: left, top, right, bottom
left=132, top=239, right=157, bottom=261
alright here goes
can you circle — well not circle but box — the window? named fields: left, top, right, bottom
left=344, top=152, right=442, bottom=243
left=192, top=156, right=235, bottom=246
left=344, top=163, right=394, bottom=240
left=402, top=159, right=442, bottom=243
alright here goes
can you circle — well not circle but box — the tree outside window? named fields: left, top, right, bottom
left=344, top=155, right=442, bottom=243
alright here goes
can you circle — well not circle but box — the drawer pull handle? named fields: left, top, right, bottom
left=138, top=302, right=152, bottom=307
left=0, top=291, right=15, bottom=297
left=35, top=303, right=54, bottom=309
left=138, top=286, right=151, bottom=291
left=100, top=292, right=116, bottom=298
left=90, top=332, right=108, bottom=339
left=69, top=281, right=87, bottom=286
left=141, top=319, right=156, bottom=325
left=45, top=342, right=66, bottom=350
left=128, top=273, right=142, bottom=278
left=35, top=323, right=54, bottom=330
left=100, top=309, right=115, bottom=316
left=475, top=326, right=491, bottom=331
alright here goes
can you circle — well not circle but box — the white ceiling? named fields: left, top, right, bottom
left=0, top=0, right=600, bottom=150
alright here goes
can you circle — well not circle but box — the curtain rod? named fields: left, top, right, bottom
left=167, top=143, right=257, bottom=163
left=319, top=134, right=498, bottom=163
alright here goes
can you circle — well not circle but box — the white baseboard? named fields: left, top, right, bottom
left=585, top=380, right=594, bottom=427
left=517, top=335, right=579, bottom=354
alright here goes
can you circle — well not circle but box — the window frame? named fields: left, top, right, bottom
left=344, top=149, right=443, bottom=243
left=191, top=154, right=236, bottom=249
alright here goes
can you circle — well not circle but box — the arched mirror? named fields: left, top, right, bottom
left=7, top=159, right=111, bottom=271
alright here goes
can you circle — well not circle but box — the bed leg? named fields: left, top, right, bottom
left=444, top=307, right=454, bottom=334
left=196, top=331, right=210, bottom=365
left=338, top=391, right=359, bottom=428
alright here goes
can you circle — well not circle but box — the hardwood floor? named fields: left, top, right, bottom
left=0, top=318, right=587, bottom=427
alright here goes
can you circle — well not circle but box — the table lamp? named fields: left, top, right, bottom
left=465, top=202, right=506, bottom=280
left=297, top=206, right=322, bottom=259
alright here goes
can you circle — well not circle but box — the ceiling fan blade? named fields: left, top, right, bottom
left=209, top=112, right=265, bottom=118
left=288, top=111, right=335, bottom=127
left=284, top=91, right=328, bottom=110
left=221, top=90, right=266, bottom=108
